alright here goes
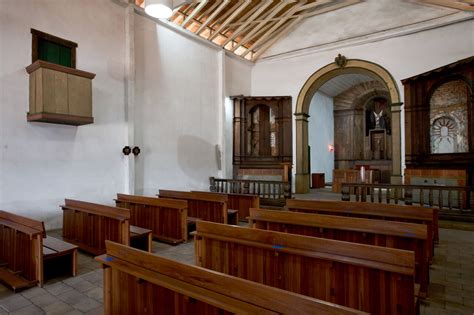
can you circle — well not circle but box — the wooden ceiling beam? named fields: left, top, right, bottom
left=414, top=0, right=474, bottom=11
left=196, top=0, right=231, bottom=35
left=231, top=0, right=295, bottom=52
left=222, top=0, right=274, bottom=46
left=208, top=0, right=252, bottom=41
left=196, top=0, right=221, bottom=21
left=182, top=0, right=208, bottom=27
left=301, top=0, right=362, bottom=18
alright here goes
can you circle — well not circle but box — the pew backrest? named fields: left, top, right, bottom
left=115, top=193, right=188, bottom=244
left=158, top=190, right=228, bottom=224
left=195, top=221, right=416, bottom=315
left=96, top=241, right=367, bottom=315
left=287, top=199, right=435, bottom=259
left=192, top=191, right=259, bottom=221
left=61, top=199, right=130, bottom=255
left=249, top=208, right=429, bottom=295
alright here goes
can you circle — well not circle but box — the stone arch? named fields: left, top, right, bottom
left=294, top=58, right=402, bottom=193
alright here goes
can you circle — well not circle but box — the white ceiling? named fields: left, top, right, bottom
left=262, top=0, right=471, bottom=58
left=319, top=74, right=375, bottom=97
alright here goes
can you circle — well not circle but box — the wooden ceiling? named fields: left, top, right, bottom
left=135, top=0, right=473, bottom=62
left=135, top=0, right=363, bottom=61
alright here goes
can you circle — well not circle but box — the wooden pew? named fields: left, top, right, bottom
left=287, top=199, right=436, bottom=261
left=158, top=190, right=235, bottom=225
left=96, top=241, right=366, bottom=315
left=115, top=193, right=188, bottom=244
left=192, top=190, right=259, bottom=222
left=195, top=221, right=418, bottom=315
left=61, top=199, right=152, bottom=256
left=249, top=208, right=429, bottom=297
left=0, top=210, right=78, bottom=291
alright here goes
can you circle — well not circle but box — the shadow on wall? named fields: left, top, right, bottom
left=177, top=135, right=216, bottom=182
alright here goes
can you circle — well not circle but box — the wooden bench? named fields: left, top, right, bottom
left=287, top=199, right=436, bottom=261
left=192, top=191, right=259, bottom=222
left=96, top=241, right=366, bottom=315
left=61, top=199, right=152, bottom=255
left=249, top=208, right=430, bottom=297
left=0, top=210, right=78, bottom=291
left=158, top=190, right=236, bottom=225
left=115, top=194, right=188, bottom=244
left=195, top=221, right=418, bottom=315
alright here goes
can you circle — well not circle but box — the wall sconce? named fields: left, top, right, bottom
left=328, top=144, right=335, bottom=152
left=122, top=146, right=131, bottom=155
left=132, top=146, right=141, bottom=156
left=144, top=0, right=173, bottom=19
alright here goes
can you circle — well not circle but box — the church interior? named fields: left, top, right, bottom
left=0, top=0, right=473, bottom=314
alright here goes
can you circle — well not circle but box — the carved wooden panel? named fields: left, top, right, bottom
left=402, top=56, right=474, bottom=186
left=232, top=96, right=292, bottom=172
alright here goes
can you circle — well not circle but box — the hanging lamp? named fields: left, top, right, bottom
left=144, top=0, right=173, bottom=19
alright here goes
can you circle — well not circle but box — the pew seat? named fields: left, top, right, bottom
left=129, top=225, right=152, bottom=252
left=43, top=237, right=78, bottom=280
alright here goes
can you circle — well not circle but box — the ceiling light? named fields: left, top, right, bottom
left=145, top=0, right=173, bottom=19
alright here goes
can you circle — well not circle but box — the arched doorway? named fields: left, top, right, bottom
left=295, top=57, right=402, bottom=193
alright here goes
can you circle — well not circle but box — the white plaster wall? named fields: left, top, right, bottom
left=308, top=93, right=334, bottom=183
left=134, top=14, right=223, bottom=195
left=251, top=19, right=474, bottom=181
left=0, top=0, right=127, bottom=229
left=224, top=55, right=253, bottom=178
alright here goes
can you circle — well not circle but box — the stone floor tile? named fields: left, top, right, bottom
left=21, top=287, right=49, bottom=299
left=64, top=310, right=84, bottom=315
left=84, top=306, right=103, bottom=315
left=69, top=280, right=96, bottom=294
left=57, top=290, right=87, bottom=305
left=72, top=297, right=101, bottom=313
left=11, top=304, right=45, bottom=315
left=42, top=301, right=74, bottom=315
left=44, top=282, right=74, bottom=296
left=84, top=287, right=103, bottom=301
left=0, top=294, right=32, bottom=312
left=30, top=292, right=59, bottom=308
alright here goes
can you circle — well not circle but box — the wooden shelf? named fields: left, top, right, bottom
left=27, top=112, right=93, bottom=126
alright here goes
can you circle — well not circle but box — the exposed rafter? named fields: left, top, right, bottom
left=135, top=0, right=364, bottom=61
left=412, top=0, right=474, bottom=11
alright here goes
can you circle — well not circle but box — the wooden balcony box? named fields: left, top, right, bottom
left=26, top=60, right=96, bottom=126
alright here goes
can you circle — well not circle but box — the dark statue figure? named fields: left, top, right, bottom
left=365, top=97, right=391, bottom=136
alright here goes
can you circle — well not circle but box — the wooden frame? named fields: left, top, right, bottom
left=195, top=221, right=417, bottom=315
left=96, top=241, right=366, bottom=315
left=31, top=28, right=77, bottom=68
left=115, top=194, right=188, bottom=244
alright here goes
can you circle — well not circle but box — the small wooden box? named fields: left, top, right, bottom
left=311, top=173, right=325, bottom=189
left=26, top=60, right=96, bottom=126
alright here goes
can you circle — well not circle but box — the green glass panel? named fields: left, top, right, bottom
left=38, top=39, right=72, bottom=67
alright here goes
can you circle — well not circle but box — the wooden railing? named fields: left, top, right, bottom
left=341, top=183, right=474, bottom=218
left=209, top=177, right=291, bottom=206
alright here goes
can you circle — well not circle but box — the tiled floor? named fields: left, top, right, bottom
left=0, top=189, right=473, bottom=314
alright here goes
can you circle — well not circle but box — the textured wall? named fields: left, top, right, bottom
left=0, top=0, right=127, bottom=229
